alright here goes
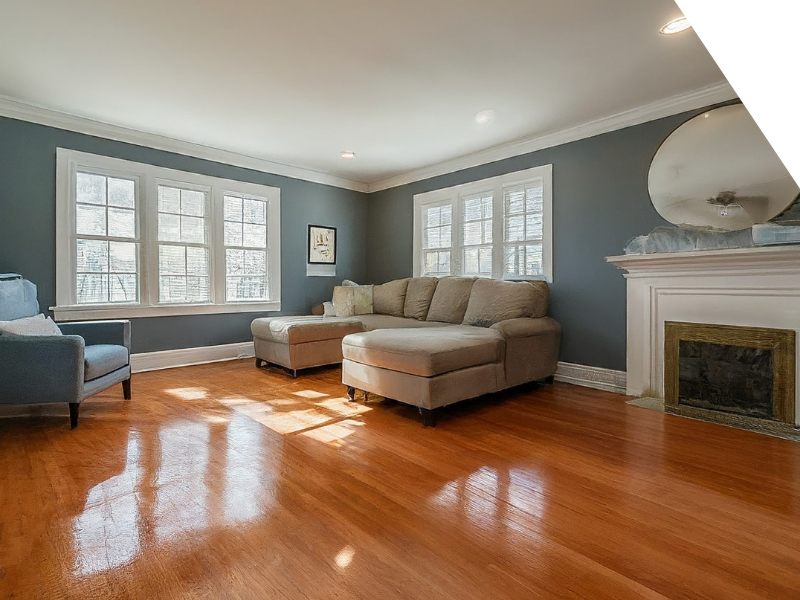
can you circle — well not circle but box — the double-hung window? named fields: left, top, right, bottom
left=413, top=165, right=552, bottom=281
left=55, top=149, right=281, bottom=320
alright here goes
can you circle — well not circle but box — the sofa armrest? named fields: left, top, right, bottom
left=490, top=317, right=561, bottom=339
left=58, top=320, right=131, bottom=352
left=0, top=335, right=85, bottom=404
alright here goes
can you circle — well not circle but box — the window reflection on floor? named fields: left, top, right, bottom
left=155, top=421, right=209, bottom=543
left=72, top=432, right=142, bottom=576
left=223, top=415, right=268, bottom=525
left=429, top=466, right=547, bottom=529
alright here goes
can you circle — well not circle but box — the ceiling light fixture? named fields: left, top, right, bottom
left=660, top=16, right=691, bottom=35
left=340, top=151, right=356, bottom=159
left=474, top=109, right=495, bottom=125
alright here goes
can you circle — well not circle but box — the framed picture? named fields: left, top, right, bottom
left=308, top=224, right=337, bottom=264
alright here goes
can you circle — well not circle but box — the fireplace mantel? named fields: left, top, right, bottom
left=607, top=246, right=800, bottom=425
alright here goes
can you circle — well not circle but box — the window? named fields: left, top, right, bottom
left=413, top=165, right=552, bottom=281
left=55, top=149, right=281, bottom=320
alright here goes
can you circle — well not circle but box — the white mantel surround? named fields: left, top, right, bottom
left=607, top=246, right=800, bottom=425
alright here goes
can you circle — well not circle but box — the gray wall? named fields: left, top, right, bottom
left=366, top=106, right=725, bottom=371
left=0, top=117, right=368, bottom=353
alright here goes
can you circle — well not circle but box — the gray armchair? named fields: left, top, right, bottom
left=0, top=275, right=131, bottom=428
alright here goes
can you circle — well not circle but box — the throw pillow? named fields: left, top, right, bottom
left=426, top=277, right=477, bottom=323
left=462, top=279, right=549, bottom=327
left=323, top=301, right=336, bottom=317
left=372, top=278, right=409, bottom=317
left=0, top=313, right=63, bottom=336
left=403, top=277, right=439, bottom=320
left=332, top=285, right=374, bottom=317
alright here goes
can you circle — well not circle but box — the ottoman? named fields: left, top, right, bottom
left=251, top=316, right=365, bottom=377
left=341, top=326, right=505, bottom=426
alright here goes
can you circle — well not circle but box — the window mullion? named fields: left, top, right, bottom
left=493, top=184, right=504, bottom=279
left=212, top=188, right=226, bottom=305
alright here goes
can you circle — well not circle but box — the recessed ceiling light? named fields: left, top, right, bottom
left=660, top=16, right=691, bottom=35
left=340, top=151, right=356, bottom=159
left=475, top=109, right=495, bottom=125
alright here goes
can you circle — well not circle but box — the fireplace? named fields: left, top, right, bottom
left=664, top=321, right=796, bottom=425
left=606, top=246, right=800, bottom=427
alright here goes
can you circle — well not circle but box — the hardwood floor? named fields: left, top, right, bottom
left=2, top=360, right=800, bottom=599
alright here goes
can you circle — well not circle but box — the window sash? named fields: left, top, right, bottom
left=222, top=193, right=270, bottom=302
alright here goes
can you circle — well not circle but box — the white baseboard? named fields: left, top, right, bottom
left=131, top=341, right=255, bottom=373
left=130, top=344, right=627, bottom=396
left=555, top=361, right=627, bottom=394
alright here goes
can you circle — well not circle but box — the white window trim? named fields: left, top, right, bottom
left=412, top=165, right=553, bottom=282
left=54, top=149, right=281, bottom=321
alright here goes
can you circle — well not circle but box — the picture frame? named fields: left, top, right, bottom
left=308, top=224, right=337, bottom=264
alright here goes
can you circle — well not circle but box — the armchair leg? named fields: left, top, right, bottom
left=69, top=403, right=79, bottom=429
left=122, top=378, right=132, bottom=400
left=346, top=386, right=356, bottom=402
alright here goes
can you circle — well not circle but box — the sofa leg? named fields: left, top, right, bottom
left=255, top=358, right=265, bottom=368
left=122, top=378, right=132, bottom=400
left=545, top=375, right=555, bottom=384
left=69, top=403, right=79, bottom=429
left=419, top=407, right=437, bottom=428
left=346, top=386, right=356, bottom=402
left=291, top=369, right=298, bottom=379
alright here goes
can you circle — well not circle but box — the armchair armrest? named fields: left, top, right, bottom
left=0, top=335, right=85, bottom=404
left=58, top=320, right=131, bottom=352
left=490, top=317, right=561, bottom=339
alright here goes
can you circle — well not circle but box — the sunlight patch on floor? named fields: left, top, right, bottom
left=293, top=389, right=329, bottom=399
left=164, top=387, right=209, bottom=401
left=301, top=419, right=364, bottom=446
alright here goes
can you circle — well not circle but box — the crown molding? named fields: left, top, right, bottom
left=0, top=82, right=737, bottom=196
left=367, top=81, right=737, bottom=193
left=0, top=94, right=370, bottom=193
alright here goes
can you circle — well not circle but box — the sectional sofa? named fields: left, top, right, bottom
left=251, top=277, right=561, bottom=425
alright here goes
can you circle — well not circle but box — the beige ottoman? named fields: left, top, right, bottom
left=341, top=326, right=505, bottom=426
left=251, top=316, right=365, bottom=377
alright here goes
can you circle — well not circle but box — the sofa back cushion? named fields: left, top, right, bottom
left=462, top=279, right=549, bottom=327
left=403, top=277, right=439, bottom=320
left=373, top=278, right=409, bottom=317
left=426, top=277, right=476, bottom=323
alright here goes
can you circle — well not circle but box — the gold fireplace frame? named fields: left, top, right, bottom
left=664, top=321, right=796, bottom=424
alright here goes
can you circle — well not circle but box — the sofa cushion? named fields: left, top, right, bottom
left=332, top=285, right=373, bottom=317
left=403, top=277, right=439, bottom=320
left=0, top=313, right=62, bottom=336
left=373, top=278, right=409, bottom=317
left=354, top=314, right=450, bottom=331
left=251, top=316, right=364, bottom=345
left=84, top=344, right=129, bottom=381
left=341, top=326, right=503, bottom=377
left=426, top=277, right=476, bottom=323
left=462, top=279, right=549, bottom=327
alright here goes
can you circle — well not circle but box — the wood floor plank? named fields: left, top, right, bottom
left=2, top=361, right=800, bottom=599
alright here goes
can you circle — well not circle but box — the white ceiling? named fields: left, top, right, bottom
left=0, top=0, right=728, bottom=189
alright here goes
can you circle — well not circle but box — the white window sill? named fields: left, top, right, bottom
left=51, top=301, right=281, bottom=322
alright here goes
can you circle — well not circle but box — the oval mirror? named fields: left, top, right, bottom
left=648, top=103, right=799, bottom=231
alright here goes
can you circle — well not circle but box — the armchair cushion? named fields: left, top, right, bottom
left=84, top=344, right=129, bottom=382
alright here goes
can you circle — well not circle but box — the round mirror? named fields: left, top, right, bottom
left=648, top=103, right=799, bottom=231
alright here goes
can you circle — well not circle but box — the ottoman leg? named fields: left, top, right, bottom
left=419, top=407, right=437, bottom=428
left=346, top=386, right=356, bottom=402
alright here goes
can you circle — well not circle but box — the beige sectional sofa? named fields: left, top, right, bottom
left=251, top=277, right=561, bottom=425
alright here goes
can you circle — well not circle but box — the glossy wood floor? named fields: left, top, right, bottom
left=2, top=360, right=800, bottom=599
